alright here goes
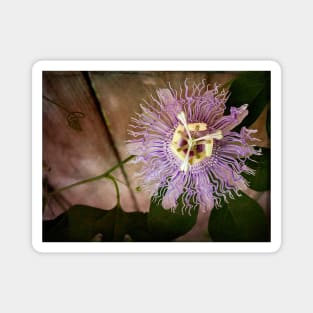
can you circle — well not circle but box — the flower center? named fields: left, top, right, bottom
left=170, top=112, right=223, bottom=172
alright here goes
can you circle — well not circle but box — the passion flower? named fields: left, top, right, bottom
left=127, top=80, right=260, bottom=213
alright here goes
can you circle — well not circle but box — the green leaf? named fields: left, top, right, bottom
left=242, top=147, right=271, bottom=191
left=208, top=193, right=270, bottom=242
left=67, top=205, right=110, bottom=241
left=266, top=108, right=271, bottom=138
left=43, top=205, right=120, bottom=242
left=43, top=204, right=152, bottom=242
left=109, top=206, right=128, bottom=242
left=125, top=212, right=152, bottom=242
left=147, top=189, right=199, bottom=241
left=221, top=78, right=235, bottom=90
left=226, top=71, right=271, bottom=129
left=43, top=193, right=200, bottom=242
left=208, top=192, right=269, bottom=242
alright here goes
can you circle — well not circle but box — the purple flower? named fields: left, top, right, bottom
left=127, top=80, right=261, bottom=213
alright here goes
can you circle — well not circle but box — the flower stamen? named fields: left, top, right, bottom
left=177, top=111, right=192, bottom=140
left=171, top=112, right=224, bottom=172
left=193, top=130, right=223, bottom=142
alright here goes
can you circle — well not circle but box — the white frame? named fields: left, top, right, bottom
left=32, top=60, right=282, bottom=253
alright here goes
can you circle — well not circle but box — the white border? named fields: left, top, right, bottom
left=32, top=60, right=282, bottom=253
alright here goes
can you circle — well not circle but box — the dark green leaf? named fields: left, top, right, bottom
left=226, top=71, right=271, bottom=129
left=208, top=192, right=270, bottom=242
left=67, top=205, right=109, bottom=241
left=125, top=212, right=152, bottom=242
left=242, top=147, right=270, bottom=191
left=43, top=205, right=119, bottom=242
left=43, top=194, right=200, bottom=242
left=110, top=207, right=128, bottom=241
left=147, top=188, right=199, bottom=241
left=43, top=204, right=152, bottom=242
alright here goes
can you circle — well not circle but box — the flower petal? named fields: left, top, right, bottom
left=162, top=173, right=185, bottom=210
left=157, top=88, right=175, bottom=106
left=195, top=173, right=215, bottom=212
left=213, top=104, right=249, bottom=134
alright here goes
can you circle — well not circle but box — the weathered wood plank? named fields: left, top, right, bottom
left=42, top=72, right=136, bottom=219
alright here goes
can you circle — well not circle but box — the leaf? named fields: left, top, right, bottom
left=147, top=189, right=199, bottom=241
left=208, top=192, right=270, bottom=242
left=242, top=147, right=271, bottom=191
left=67, top=205, right=112, bottom=241
left=125, top=212, right=152, bottom=242
left=93, top=208, right=118, bottom=241
left=221, top=78, right=235, bottom=90
left=226, top=71, right=271, bottom=130
left=43, top=205, right=119, bottom=242
left=43, top=204, right=152, bottom=242
left=43, top=194, right=200, bottom=242
left=109, top=207, right=128, bottom=242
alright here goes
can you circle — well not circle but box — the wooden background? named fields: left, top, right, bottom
left=42, top=71, right=270, bottom=241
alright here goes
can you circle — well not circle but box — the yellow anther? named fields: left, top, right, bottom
left=205, top=142, right=213, bottom=157
left=187, top=122, right=207, bottom=132
left=172, top=112, right=223, bottom=171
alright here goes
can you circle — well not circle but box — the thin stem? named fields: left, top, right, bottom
left=47, top=155, right=135, bottom=197
left=110, top=175, right=127, bottom=186
left=103, top=155, right=135, bottom=176
left=47, top=173, right=105, bottom=197
left=107, top=175, right=120, bottom=206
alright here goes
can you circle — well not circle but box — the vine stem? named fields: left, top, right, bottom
left=46, top=155, right=135, bottom=197
left=107, top=175, right=120, bottom=206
